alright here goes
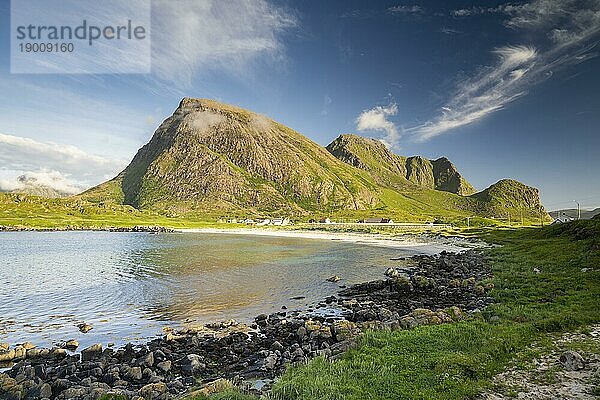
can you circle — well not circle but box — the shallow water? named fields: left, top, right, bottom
left=0, top=231, right=428, bottom=349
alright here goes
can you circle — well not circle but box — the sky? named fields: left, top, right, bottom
left=0, top=0, right=599, bottom=211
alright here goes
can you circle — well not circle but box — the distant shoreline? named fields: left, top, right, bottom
left=176, top=227, right=478, bottom=253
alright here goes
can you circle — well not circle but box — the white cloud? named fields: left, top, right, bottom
left=356, top=104, right=400, bottom=148
left=0, top=133, right=127, bottom=190
left=321, top=95, right=332, bottom=116
left=413, top=0, right=600, bottom=141
left=151, top=0, right=297, bottom=87
left=0, top=78, right=156, bottom=160
left=0, top=170, right=84, bottom=196
left=387, top=5, right=424, bottom=15
left=182, top=111, right=226, bottom=134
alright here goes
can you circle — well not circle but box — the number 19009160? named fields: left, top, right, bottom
left=19, top=42, right=74, bottom=52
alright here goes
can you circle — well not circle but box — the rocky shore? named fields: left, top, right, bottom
left=0, top=226, right=175, bottom=233
left=0, top=250, right=493, bottom=400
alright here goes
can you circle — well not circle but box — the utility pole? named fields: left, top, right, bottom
left=573, top=200, right=581, bottom=220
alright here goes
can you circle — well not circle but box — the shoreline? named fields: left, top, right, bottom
left=0, top=250, right=492, bottom=399
left=176, top=227, right=481, bottom=253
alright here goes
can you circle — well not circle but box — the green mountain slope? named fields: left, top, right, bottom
left=79, top=98, right=548, bottom=222
left=326, top=134, right=475, bottom=195
left=83, top=98, right=378, bottom=215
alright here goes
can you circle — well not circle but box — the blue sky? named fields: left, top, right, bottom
left=0, top=0, right=599, bottom=211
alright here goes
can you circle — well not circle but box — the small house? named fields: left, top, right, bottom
left=365, top=218, right=394, bottom=224
left=552, top=215, right=573, bottom=224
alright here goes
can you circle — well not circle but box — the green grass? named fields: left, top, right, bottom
left=190, top=220, right=600, bottom=400
left=0, top=193, right=219, bottom=229
left=1, top=191, right=548, bottom=230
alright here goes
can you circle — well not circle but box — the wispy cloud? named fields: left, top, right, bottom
left=387, top=5, right=425, bottom=15
left=151, top=0, right=297, bottom=87
left=411, top=0, right=600, bottom=141
left=356, top=103, right=400, bottom=148
left=0, top=78, right=156, bottom=159
left=321, top=95, right=332, bottom=116
left=0, top=133, right=127, bottom=192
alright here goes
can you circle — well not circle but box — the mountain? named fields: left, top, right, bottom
left=82, top=98, right=378, bottom=215
left=1, top=175, right=73, bottom=198
left=82, top=98, right=547, bottom=222
left=326, top=134, right=475, bottom=195
left=549, top=208, right=600, bottom=220
left=469, top=179, right=546, bottom=218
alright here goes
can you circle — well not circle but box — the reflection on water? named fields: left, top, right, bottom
left=0, top=231, right=417, bottom=348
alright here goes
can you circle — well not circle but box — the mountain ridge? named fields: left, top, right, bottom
left=81, top=98, right=548, bottom=222
left=326, top=134, right=476, bottom=196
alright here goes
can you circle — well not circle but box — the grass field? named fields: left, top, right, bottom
left=186, top=220, right=600, bottom=399
left=0, top=192, right=545, bottom=230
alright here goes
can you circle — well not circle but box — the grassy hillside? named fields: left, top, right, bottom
left=0, top=193, right=212, bottom=229
left=82, top=98, right=379, bottom=215
left=326, top=134, right=476, bottom=195
left=188, top=220, right=600, bottom=400
left=3, top=100, right=550, bottom=228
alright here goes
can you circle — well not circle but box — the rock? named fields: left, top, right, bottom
left=446, top=306, right=464, bottom=321
left=326, top=275, right=341, bottom=282
left=271, top=341, right=284, bottom=352
left=181, top=354, right=205, bottom=375
left=0, top=343, right=8, bottom=352
left=81, top=344, right=102, bottom=361
left=392, top=275, right=413, bottom=291
left=262, top=353, right=278, bottom=371
left=38, top=382, right=52, bottom=398
left=384, top=267, right=399, bottom=278
left=20, top=342, right=36, bottom=350
left=474, top=284, right=486, bottom=295
left=12, top=346, right=26, bottom=361
left=64, top=339, right=79, bottom=351
left=144, top=352, right=154, bottom=367
left=489, top=315, right=501, bottom=323
left=332, top=320, right=359, bottom=342
left=77, top=322, right=93, bottom=333
left=188, top=378, right=234, bottom=397
left=139, top=382, right=167, bottom=399
left=296, top=326, right=307, bottom=339
left=156, top=360, right=171, bottom=373
left=559, top=351, right=585, bottom=371
left=50, top=348, right=67, bottom=358
left=126, top=366, right=143, bottom=381
left=26, top=348, right=42, bottom=358
left=0, top=349, right=15, bottom=362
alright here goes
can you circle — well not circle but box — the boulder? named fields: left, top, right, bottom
left=559, top=351, right=585, bottom=371
left=81, top=344, right=102, bottom=361
left=332, top=320, right=360, bottom=342
left=181, top=354, right=205, bottom=375
left=138, top=382, right=167, bottom=399
left=156, top=360, right=171, bottom=373
left=77, top=323, right=93, bottom=333
left=326, top=275, right=341, bottom=282
left=0, top=349, right=15, bottom=362
left=65, top=339, right=79, bottom=351
left=188, top=378, right=233, bottom=397
left=126, top=366, right=143, bottom=381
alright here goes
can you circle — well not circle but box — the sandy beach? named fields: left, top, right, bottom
left=176, top=227, right=476, bottom=254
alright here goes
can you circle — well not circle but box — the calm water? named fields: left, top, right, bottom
left=0, top=231, right=425, bottom=348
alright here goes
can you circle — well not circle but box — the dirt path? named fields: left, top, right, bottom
left=480, top=325, right=600, bottom=399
